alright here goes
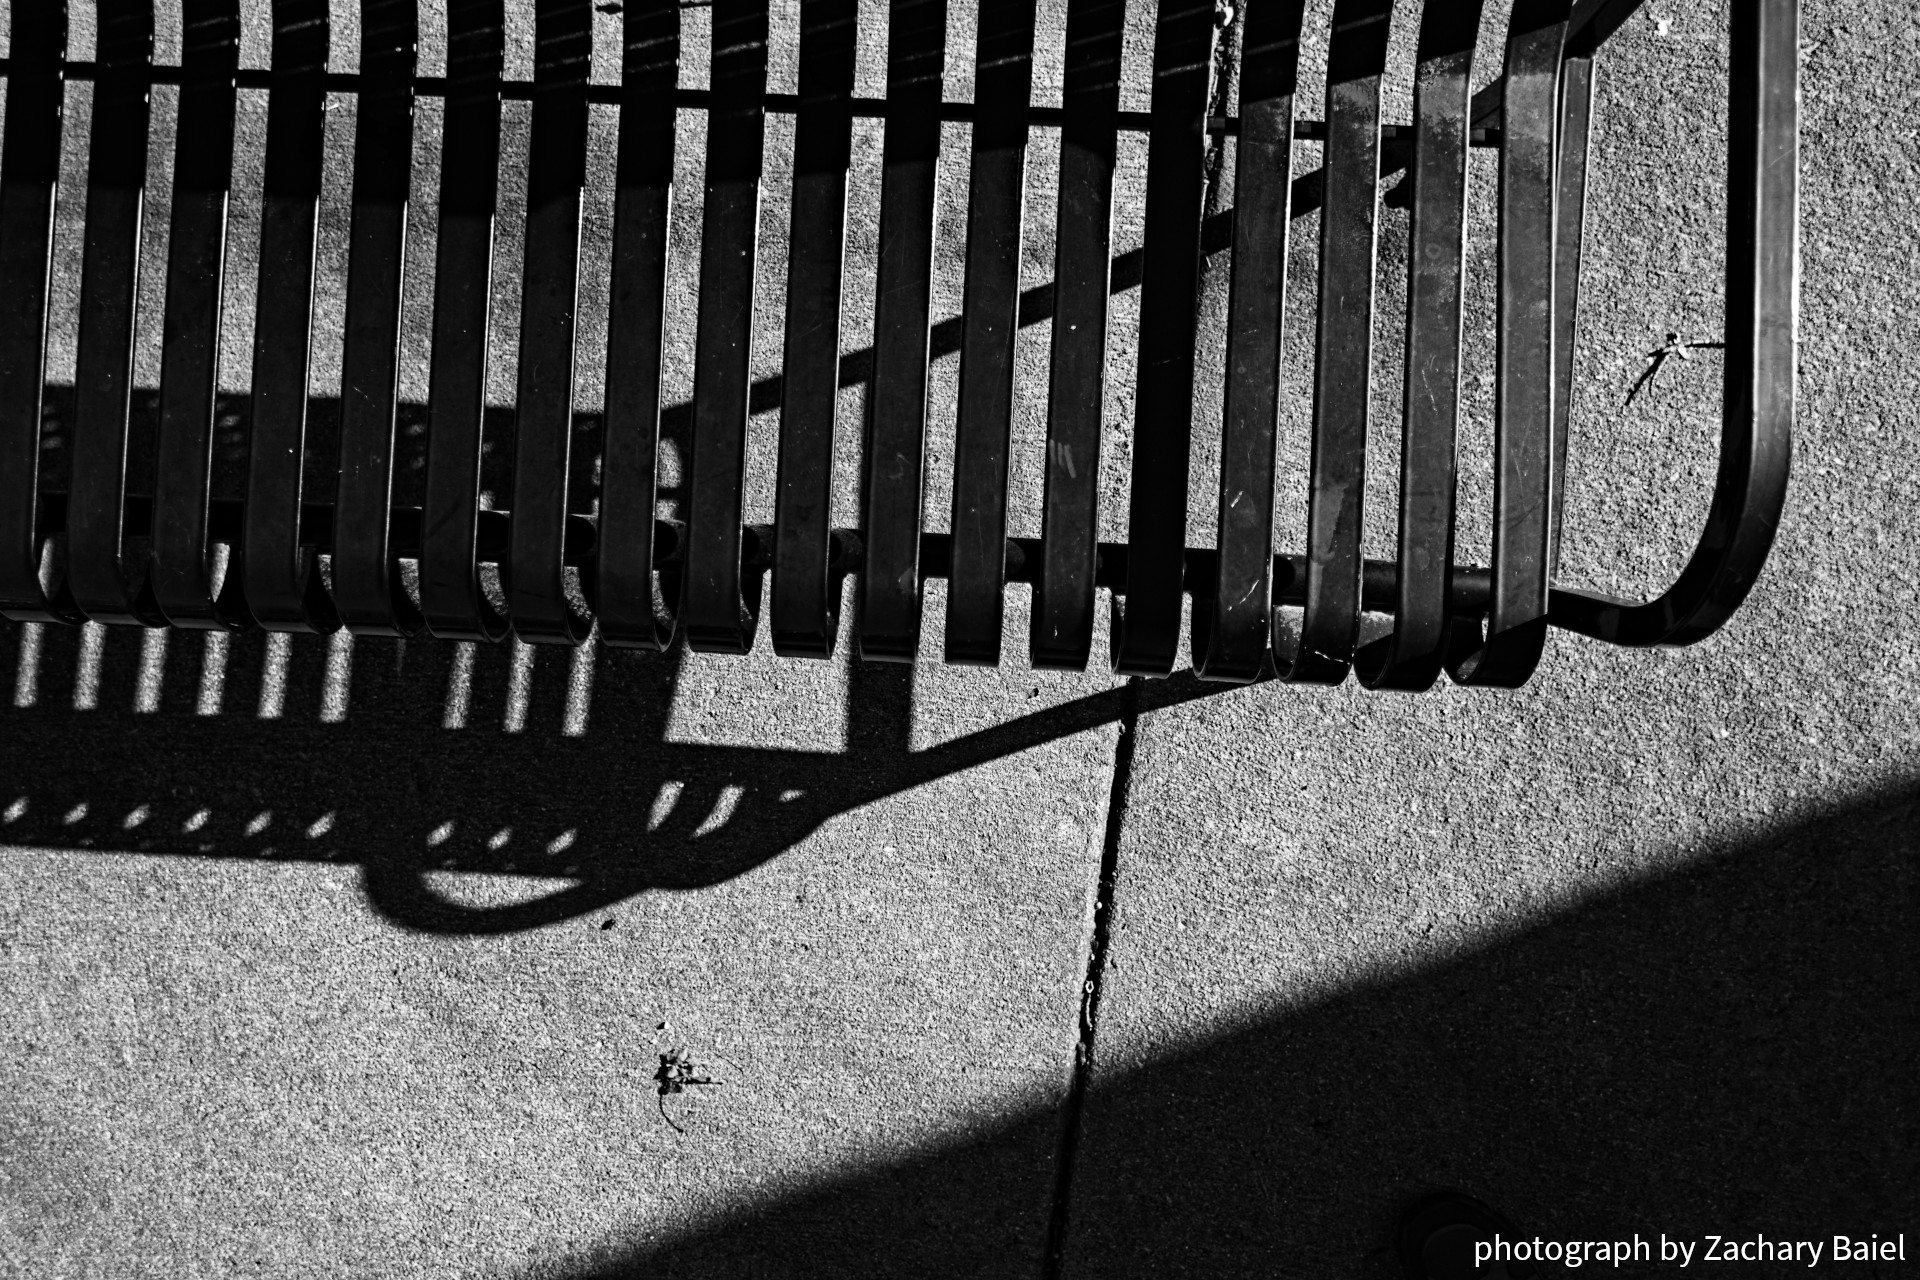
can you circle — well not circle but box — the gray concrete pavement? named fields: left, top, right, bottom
left=3, top=0, right=1915, bottom=1276
left=4, top=5, right=1124, bottom=1272
left=0, top=610, right=1121, bottom=1276
left=1064, top=0, right=1920, bottom=1273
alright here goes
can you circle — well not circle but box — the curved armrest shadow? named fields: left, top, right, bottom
left=0, top=620, right=1236, bottom=934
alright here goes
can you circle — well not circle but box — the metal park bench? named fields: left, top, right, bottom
left=0, top=0, right=1798, bottom=689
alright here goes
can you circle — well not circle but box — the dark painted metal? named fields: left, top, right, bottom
left=421, top=0, right=509, bottom=642
left=0, top=61, right=1511, bottom=142
left=150, top=0, right=247, bottom=631
left=1447, top=0, right=1570, bottom=688
left=1356, top=0, right=1483, bottom=691
left=594, top=0, right=681, bottom=652
left=1110, top=0, right=1216, bottom=677
left=0, top=2, right=79, bottom=624
left=0, top=0, right=1793, bottom=687
left=680, top=0, right=770, bottom=654
left=1030, top=0, right=1125, bottom=671
left=1271, top=0, right=1392, bottom=686
left=1469, top=0, right=1646, bottom=131
left=242, top=0, right=338, bottom=633
left=332, top=0, right=422, bottom=637
left=770, top=0, right=858, bottom=659
left=944, top=0, right=1037, bottom=666
left=1550, top=0, right=1796, bottom=646
left=66, top=0, right=158, bottom=626
left=1191, top=0, right=1308, bottom=683
left=506, top=0, right=593, bottom=645
left=857, top=0, right=948, bottom=663
left=1546, top=51, right=1592, bottom=577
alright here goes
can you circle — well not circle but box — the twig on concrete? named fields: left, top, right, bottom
left=655, top=1048, right=720, bottom=1135
left=1623, top=331, right=1727, bottom=411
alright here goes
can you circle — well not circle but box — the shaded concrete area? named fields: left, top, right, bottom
left=540, top=780, right=1916, bottom=1276
left=2, top=0, right=1916, bottom=1274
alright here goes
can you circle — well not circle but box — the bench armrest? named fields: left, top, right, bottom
left=1550, top=0, right=1798, bottom=647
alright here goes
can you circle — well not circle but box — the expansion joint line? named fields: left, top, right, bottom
left=1043, top=676, right=1143, bottom=1276
left=1044, top=14, right=1236, bottom=1262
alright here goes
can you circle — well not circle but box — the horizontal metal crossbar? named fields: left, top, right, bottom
left=26, top=492, right=1498, bottom=614
left=0, top=0, right=1797, bottom=690
left=0, top=60, right=1505, bottom=144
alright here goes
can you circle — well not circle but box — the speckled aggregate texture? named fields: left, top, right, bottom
left=0, top=0, right=1118, bottom=1275
left=1062, top=0, right=1920, bottom=1275
left=0, top=0, right=1914, bottom=1276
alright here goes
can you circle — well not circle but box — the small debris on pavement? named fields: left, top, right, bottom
left=655, top=1048, right=719, bottom=1135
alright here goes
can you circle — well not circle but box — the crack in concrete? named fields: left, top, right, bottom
left=1043, top=18, right=1242, bottom=1269
left=1043, top=675, right=1141, bottom=1278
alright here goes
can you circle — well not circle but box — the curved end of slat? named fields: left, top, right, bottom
left=1191, top=586, right=1271, bottom=685
left=1273, top=639, right=1353, bottom=687
left=244, top=549, right=342, bottom=636
left=1354, top=631, right=1446, bottom=692
left=1109, top=596, right=1180, bottom=679
left=507, top=588, right=595, bottom=648
left=0, top=537, right=85, bottom=626
left=679, top=530, right=764, bottom=657
left=942, top=557, right=1007, bottom=668
left=594, top=550, right=681, bottom=655
left=1445, top=614, right=1548, bottom=688
left=1028, top=576, right=1095, bottom=672
left=770, top=629, right=836, bottom=661
left=682, top=621, right=756, bottom=656
left=854, top=555, right=924, bottom=666
left=422, top=599, right=512, bottom=646
left=943, top=634, right=1003, bottom=669
left=855, top=632, right=920, bottom=666
left=334, top=573, right=427, bottom=641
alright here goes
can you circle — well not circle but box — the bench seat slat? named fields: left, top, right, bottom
left=681, top=0, right=770, bottom=654
left=857, top=0, right=948, bottom=663
left=1549, top=50, right=1595, bottom=576
left=1274, top=0, right=1392, bottom=685
left=0, top=5, right=75, bottom=624
left=1113, top=0, right=1215, bottom=677
left=150, top=0, right=243, bottom=630
left=944, top=0, right=1037, bottom=667
left=1196, top=0, right=1306, bottom=684
left=1356, top=0, right=1482, bottom=690
left=67, top=0, right=157, bottom=627
left=770, top=0, right=858, bottom=659
left=243, top=0, right=337, bottom=633
left=1031, top=0, right=1125, bottom=672
left=421, top=0, right=509, bottom=642
left=1448, top=0, right=1572, bottom=687
left=595, top=0, right=681, bottom=652
left=506, top=0, right=593, bottom=645
left=332, top=0, right=421, bottom=637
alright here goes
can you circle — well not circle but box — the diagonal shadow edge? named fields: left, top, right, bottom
left=532, top=779, right=1919, bottom=1278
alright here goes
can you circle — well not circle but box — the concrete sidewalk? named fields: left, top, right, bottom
left=3, top=0, right=1916, bottom=1276
left=1067, top=3, right=1919, bottom=1270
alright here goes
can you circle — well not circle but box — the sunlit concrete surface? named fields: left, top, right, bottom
left=2, top=0, right=1916, bottom=1276
left=1060, top=1, right=1920, bottom=1274
left=0, top=612, right=1120, bottom=1275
